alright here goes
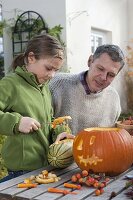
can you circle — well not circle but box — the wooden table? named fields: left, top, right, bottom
left=0, top=163, right=133, bottom=200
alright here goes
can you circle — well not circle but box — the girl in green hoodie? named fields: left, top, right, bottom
left=0, top=34, right=74, bottom=182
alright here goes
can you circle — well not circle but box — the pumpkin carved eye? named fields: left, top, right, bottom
left=77, top=139, right=83, bottom=150
left=90, top=136, right=96, bottom=145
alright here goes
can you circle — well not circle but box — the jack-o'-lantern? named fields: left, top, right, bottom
left=73, top=128, right=133, bottom=175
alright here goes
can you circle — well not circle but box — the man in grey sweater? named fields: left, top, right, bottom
left=49, top=44, right=125, bottom=135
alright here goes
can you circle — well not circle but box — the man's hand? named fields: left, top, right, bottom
left=19, top=117, right=41, bottom=133
left=54, top=132, right=75, bottom=144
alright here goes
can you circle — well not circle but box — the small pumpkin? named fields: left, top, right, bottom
left=47, top=139, right=74, bottom=168
left=73, top=127, right=133, bottom=176
left=51, top=124, right=71, bottom=143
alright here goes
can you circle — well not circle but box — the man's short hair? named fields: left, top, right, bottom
left=93, top=44, right=125, bottom=70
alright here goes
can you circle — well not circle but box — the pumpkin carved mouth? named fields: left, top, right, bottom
left=78, top=154, right=103, bottom=167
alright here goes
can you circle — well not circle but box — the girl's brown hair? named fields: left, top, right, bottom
left=11, top=34, right=64, bottom=71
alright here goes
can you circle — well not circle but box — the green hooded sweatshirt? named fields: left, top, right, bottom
left=0, top=66, right=53, bottom=171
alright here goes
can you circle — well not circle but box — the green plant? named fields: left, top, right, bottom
left=0, top=17, right=64, bottom=44
left=0, top=20, right=6, bottom=37
left=118, top=112, right=133, bottom=121
left=0, top=135, right=8, bottom=179
left=48, top=25, right=64, bottom=46
left=0, top=53, right=4, bottom=79
left=0, top=17, right=17, bottom=37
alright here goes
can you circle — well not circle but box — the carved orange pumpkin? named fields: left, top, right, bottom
left=73, top=128, right=133, bottom=175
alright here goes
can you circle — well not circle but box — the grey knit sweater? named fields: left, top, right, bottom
left=49, top=73, right=121, bottom=135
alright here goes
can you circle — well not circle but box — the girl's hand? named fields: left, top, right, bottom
left=19, top=117, right=41, bottom=133
left=54, top=132, right=75, bottom=144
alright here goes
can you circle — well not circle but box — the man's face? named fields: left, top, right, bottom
left=86, top=53, right=121, bottom=93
